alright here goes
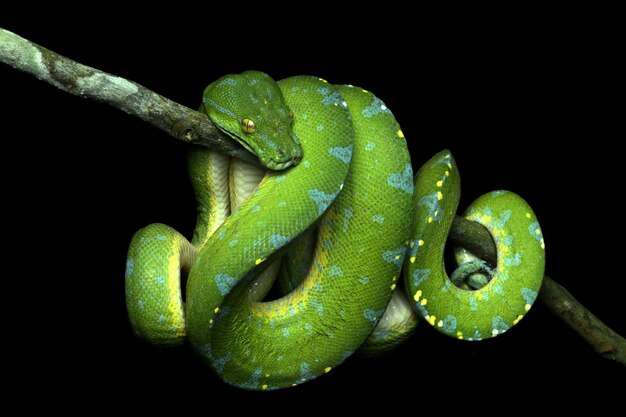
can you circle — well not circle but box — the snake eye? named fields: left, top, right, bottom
left=241, top=118, right=256, bottom=133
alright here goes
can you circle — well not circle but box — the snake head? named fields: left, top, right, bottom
left=202, top=70, right=302, bottom=170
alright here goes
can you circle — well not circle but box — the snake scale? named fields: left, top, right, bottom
left=125, top=71, right=545, bottom=390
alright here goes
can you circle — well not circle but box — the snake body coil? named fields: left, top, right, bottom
left=126, top=71, right=545, bottom=390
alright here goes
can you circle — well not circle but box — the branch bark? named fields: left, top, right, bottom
left=451, top=216, right=626, bottom=366
left=0, top=27, right=260, bottom=165
left=2, top=27, right=623, bottom=366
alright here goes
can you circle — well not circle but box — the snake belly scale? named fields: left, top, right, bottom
left=125, top=71, right=545, bottom=390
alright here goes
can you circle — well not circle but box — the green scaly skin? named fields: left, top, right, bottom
left=125, top=71, right=545, bottom=390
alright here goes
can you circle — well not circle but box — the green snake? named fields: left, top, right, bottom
left=125, top=71, right=545, bottom=389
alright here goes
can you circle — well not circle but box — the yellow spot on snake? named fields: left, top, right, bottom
left=477, top=292, right=483, bottom=300
left=427, top=315, right=436, bottom=326
left=428, top=217, right=433, bottom=223
left=418, top=239, right=424, bottom=246
left=420, top=298, right=428, bottom=306
left=265, top=373, right=270, bottom=377
left=209, top=319, right=213, bottom=324
left=513, top=314, right=524, bottom=325
left=535, top=229, right=541, bottom=235
left=392, top=276, right=397, bottom=281
left=438, top=320, right=443, bottom=327
left=397, top=130, right=404, bottom=138
left=320, top=78, right=328, bottom=83
left=262, top=384, right=268, bottom=390
left=434, top=210, right=439, bottom=217
left=214, top=307, right=220, bottom=314
left=447, top=163, right=452, bottom=169
left=526, top=212, right=531, bottom=219
left=410, top=256, right=416, bottom=263
left=457, top=331, right=464, bottom=340
left=492, top=329, right=499, bottom=336
left=445, top=170, right=450, bottom=177
left=256, top=258, right=264, bottom=265
left=325, top=367, right=332, bottom=373
left=413, top=290, right=422, bottom=301
left=525, top=303, right=532, bottom=312
left=540, top=238, right=545, bottom=250
left=390, top=283, right=397, bottom=291
left=437, top=191, right=443, bottom=201
left=394, top=254, right=401, bottom=260
left=436, top=180, right=443, bottom=187
left=361, top=89, right=368, bottom=93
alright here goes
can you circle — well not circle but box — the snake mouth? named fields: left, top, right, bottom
left=265, top=154, right=301, bottom=171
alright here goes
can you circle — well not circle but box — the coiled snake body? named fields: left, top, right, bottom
left=126, top=71, right=545, bottom=390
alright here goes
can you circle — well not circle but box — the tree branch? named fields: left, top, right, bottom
left=451, top=216, right=626, bottom=366
left=2, top=27, right=623, bottom=366
left=0, top=27, right=260, bottom=166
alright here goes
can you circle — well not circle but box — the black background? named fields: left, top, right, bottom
left=2, top=7, right=623, bottom=410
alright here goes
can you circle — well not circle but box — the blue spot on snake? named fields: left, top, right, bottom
left=317, top=86, right=331, bottom=95
left=383, top=247, right=406, bottom=268
left=505, top=253, right=522, bottom=267
left=418, top=193, right=444, bottom=222
left=303, top=160, right=311, bottom=168
left=329, top=265, right=343, bottom=276
left=309, top=189, right=338, bottom=215
left=300, top=363, right=314, bottom=381
left=269, top=234, right=289, bottom=250
left=363, top=308, right=384, bottom=324
left=311, top=299, right=324, bottom=316
left=328, top=145, right=353, bottom=164
left=495, top=210, right=512, bottom=229
left=491, top=190, right=509, bottom=197
left=492, top=316, right=509, bottom=334
left=304, top=323, right=313, bottom=335
left=316, top=125, right=325, bottom=131
left=441, top=315, right=458, bottom=334
left=365, top=142, right=376, bottom=151
left=521, top=288, right=538, bottom=304
left=213, top=352, right=232, bottom=372
left=469, top=295, right=478, bottom=311
left=277, top=201, right=287, bottom=208
left=216, top=77, right=237, bottom=87
left=361, top=96, right=390, bottom=118
left=387, top=164, right=414, bottom=194
left=282, top=328, right=291, bottom=337
left=156, top=275, right=165, bottom=285
left=528, top=221, right=542, bottom=241
left=358, top=276, right=369, bottom=285
left=372, top=214, right=385, bottom=223
left=125, top=259, right=134, bottom=276
left=158, top=314, right=164, bottom=323
left=493, top=284, right=505, bottom=295
left=412, top=268, right=431, bottom=287
left=501, top=235, right=514, bottom=247
left=156, top=234, right=166, bottom=241
left=229, top=240, right=238, bottom=247
left=431, top=153, right=452, bottom=168
left=214, top=273, right=237, bottom=296
left=251, top=205, right=261, bottom=213
left=343, top=207, right=353, bottom=231
left=240, top=367, right=263, bottom=389
left=322, top=91, right=344, bottom=107
left=203, top=97, right=236, bottom=118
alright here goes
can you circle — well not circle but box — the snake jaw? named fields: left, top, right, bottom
left=264, top=153, right=301, bottom=170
